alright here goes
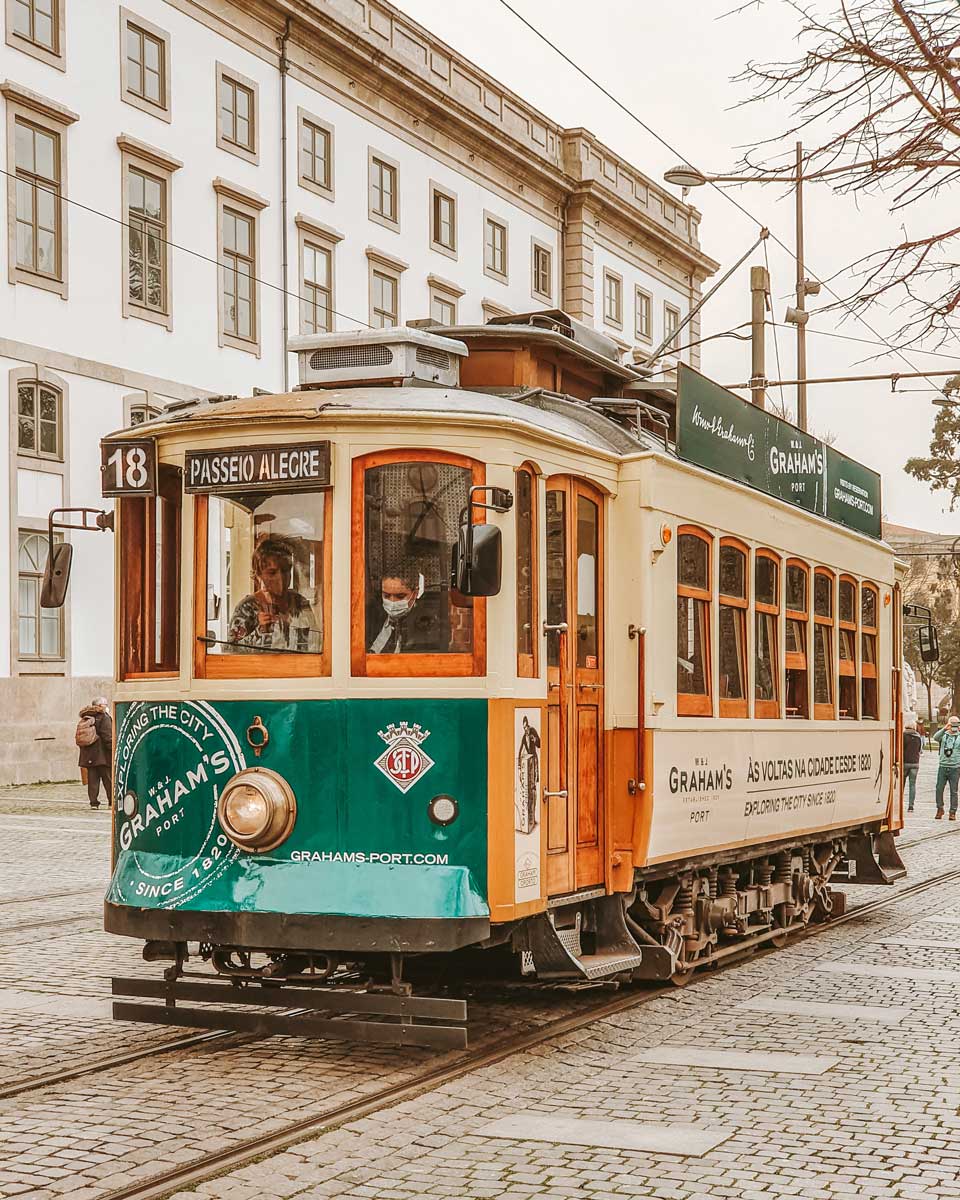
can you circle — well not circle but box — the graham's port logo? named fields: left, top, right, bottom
left=374, top=721, right=435, bottom=794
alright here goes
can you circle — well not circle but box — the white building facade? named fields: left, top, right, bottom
left=1, top=0, right=716, bottom=783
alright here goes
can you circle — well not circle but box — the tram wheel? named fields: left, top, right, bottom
left=669, top=964, right=696, bottom=987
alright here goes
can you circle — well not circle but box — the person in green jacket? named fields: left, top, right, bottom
left=933, top=715, right=960, bottom=820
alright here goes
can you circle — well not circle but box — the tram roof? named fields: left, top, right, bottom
left=109, top=384, right=670, bottom=459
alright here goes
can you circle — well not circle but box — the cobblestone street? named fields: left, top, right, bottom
left=3, top=755, right=960, bottom=1200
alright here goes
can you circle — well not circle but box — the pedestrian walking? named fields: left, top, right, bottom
left=933, top=714, right=960, bottom=821
left=76, top=696, right=113, bottom=809
left=902, top=714, right=922, bottom=813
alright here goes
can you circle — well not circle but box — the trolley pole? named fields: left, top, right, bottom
left=749, top=265, right=769, bottom=409
left=795, top=141, right=808, bottom=432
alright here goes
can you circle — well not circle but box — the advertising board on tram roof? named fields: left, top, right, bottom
left=676, top=364, right=881, bottom=539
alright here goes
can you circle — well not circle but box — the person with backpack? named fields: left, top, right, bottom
left=76, top=697, right=113, bottom=809
left=933, top=714, right=960, bottom=821
left=902, top=714, right=923, bottom=813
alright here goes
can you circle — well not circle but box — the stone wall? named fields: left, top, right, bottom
left=1, top=676, right=113, bottom=786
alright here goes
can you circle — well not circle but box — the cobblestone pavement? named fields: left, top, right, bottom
left=2, top=753, right=960, bottom=1199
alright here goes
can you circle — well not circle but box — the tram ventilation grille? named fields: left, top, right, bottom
left=415, top=347, right=451, bottom=370
left=309, top=345, right=394, bottom=372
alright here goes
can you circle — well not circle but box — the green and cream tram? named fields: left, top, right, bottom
left=46, top=312, right=911, bottom=1046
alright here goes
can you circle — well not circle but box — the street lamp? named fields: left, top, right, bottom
left=664, top=145, right=818, bottom=432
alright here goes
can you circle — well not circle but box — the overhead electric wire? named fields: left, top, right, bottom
left=492, top=0, right=949, bottom=396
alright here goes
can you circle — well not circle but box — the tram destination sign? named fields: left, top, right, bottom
left=676, top=365, right=881, bottom=538
left=184, top=442, right=331, bottom=494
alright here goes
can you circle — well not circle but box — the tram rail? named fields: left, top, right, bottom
left=7, top=858, right=956, bottom=1200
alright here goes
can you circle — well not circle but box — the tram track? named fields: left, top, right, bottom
left=34, top=858, right=960, bottom=1200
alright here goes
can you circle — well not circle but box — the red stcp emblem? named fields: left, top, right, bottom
left=374, top=722, right=435, bottom=794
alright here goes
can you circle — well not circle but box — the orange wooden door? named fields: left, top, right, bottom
left=544, top=477, right=605, bottom=896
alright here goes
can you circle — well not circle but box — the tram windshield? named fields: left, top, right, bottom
left=205, top=489, right=325, bottom=655
left=362, top=459, right=471, bottom=656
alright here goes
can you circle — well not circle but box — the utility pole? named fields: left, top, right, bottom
left=749, top=265, right=769, bottom=409
left=794, top=141, right=808, bottom=432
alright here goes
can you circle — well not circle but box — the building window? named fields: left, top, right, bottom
left=718, top=540, right=748, bottom=717
left=813, top=568, right=835, bottom=719
left=216, top=64, right=258, bottom=162
left=531, top=239, right=552, bottom=302
left=839, top=576, right=858, bottom=719
left=124, top=395, right=162, bottom=426
left=861, top=583, right=879, bottom=720
left=430, top=184, right=456, bottom=256
left=635, top=288, right=652, bottom=342
left=127, top=166, right=166, bottom=315
left=120, top=467, right=181, bottom=677
left=18, top=530, right=63, bottom=659
left=299, top=114, right=332, bottom=197
left=121, top=10, right=170, bottom=118
left=603, top=270, right=623, bottom=329
left=665, top=303, right=681, bottom=349
left=427, top=276, right=462, bottom=327
left=516, top=464, right=538, bottom=678
left=14, top=118, right=60, bottom=281
left=8, top=0, right=63, bottom=68
left=17, top=379, right=61, bottom=459
left=755, top=551, right=780, bottom=718
left=301, top=239, right=332, bottom=334
left=484, top=213, right=508, bottom=281
left=221, top=207, right=255, bottom=342
left=785, top=560, right=809, bottom=718
left=371, top=269, right=398, bottom=328
left=369, top=152, right=398, bottom=228
left=677, top=527, right=712, bottom=716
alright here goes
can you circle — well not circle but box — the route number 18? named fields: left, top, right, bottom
left=100, top=439, right=156, bottom=497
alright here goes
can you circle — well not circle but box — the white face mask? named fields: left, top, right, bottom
left=383, top=597, right=411, bottom=620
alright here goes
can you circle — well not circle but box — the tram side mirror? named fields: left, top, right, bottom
left=451, top=523, right=502, bottom=597
left=40, top=542, right=74, bottom=609
left=920, top=623, right=940, bottom=663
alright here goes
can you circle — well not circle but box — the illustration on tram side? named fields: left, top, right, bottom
left=42, top=313, right=938, bottom=1048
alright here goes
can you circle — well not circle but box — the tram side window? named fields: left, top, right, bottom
left=545, top=488, right=566, bottom=670
left=784, top=561, right=809, bottom=718
left=358, top=456, right=477, bottom=670
left=838, top=577, right=858, bottom=719
left=677, top=529, right=712, bottom=716
left=861, top=583, right=879, bottom=719
left=516, top=465, right=538, bottom=677
left=120, top=464, right=180, bottom=677
left=813, top=569, right=835, bottom=719
left=755, top=551, right=780, bottom=718
left=203, top=489, right=326, bottom=659
left=718, top=540, right=747, bottom=717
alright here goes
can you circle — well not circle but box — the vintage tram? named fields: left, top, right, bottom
left=47, top=311, right=909, bottom=1047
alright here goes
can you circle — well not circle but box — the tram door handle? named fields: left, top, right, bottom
left=543, top=621, right=569, bottom=803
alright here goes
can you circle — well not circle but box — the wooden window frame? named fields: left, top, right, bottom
left=861, top=581, right=879, bottom=720
left=366, top=247, right=407, bottom=329
left=838, top=574, right=858, bottom=720
left=754, top=549, right=780, bottom=719
left=677, top=524, right=712, bottom=717
left=784, top=558, right=809, bottom=719
left=515, top=462, right=539, bottom=679
left=483, top=211, right=508, bottom=283
left=603, top=268, right=623, bottom=330
left=6, top=0, right=66, bottom=71
left=429, top=181, right=457, bottom=259
left=17, top=528, right=64, bottom=661
left=351, top=449, right=486, bottom=679
left=192, top=488, right=333, bottom=681
left=118, top=135, right=181, bottom=331
left=717, top=537, right=748, bottom=718
left=119, top=8, right=171, bottom=122
left=214, top=178, right=268, bottom=356
left=215, top=63, right=258, bottom=165
left=813, top=567, right=836, bottom=720
left=427, top=273, right=464, bottom=327
left=531, top=237, right=552, bottom=304
left=16, top=377, right=62, bottom=460
left=635, top=286, right=652, bottom=343
left=368, top=149, right=399, bottom=232
left=120, top=464, right=181, bottom=680
left=297, top=108, right=334, bottom=201
left=664, top=302, right=681, bottom=350
left=296, top=215, right=343, bottom=335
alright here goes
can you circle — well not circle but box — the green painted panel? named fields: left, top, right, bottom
left=108, top=698, right=488, bottom=919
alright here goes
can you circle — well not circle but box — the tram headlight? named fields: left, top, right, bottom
left=428, top=794, right=459, bottom=826
left=217, top=768, right=297, bottom=853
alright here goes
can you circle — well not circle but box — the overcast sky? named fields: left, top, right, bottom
left=394, top=0, right=959, bottom=534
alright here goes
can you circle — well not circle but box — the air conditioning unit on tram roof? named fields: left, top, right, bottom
left=289, top=327, right=467, bottom=390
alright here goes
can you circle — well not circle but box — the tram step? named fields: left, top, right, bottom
left=577, top=951, right=647, bottom=979
left=525, top=894, right=671, bottom=981
left=111, top=976, right=468, bottom=1050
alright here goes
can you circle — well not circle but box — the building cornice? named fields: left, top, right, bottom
left=0, top=80, right=79, bottom=124
left=116, top=134, right=184, bottom=172
left=212, top=177, right=271, bottom=210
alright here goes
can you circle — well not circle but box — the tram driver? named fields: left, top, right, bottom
left=367, top=566, right=447, bottom=654
left=227, top=536, right=321, bottom=653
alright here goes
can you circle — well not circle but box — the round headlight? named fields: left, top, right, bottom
left=122, top=791, right=138, bottom=818
left=218, top=768, right=296, bottom=853
left=428, top=794, right=459, bottom=826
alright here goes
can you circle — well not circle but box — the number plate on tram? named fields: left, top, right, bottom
left=100, top=439, right=157, bottom=497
